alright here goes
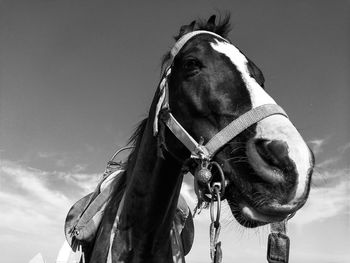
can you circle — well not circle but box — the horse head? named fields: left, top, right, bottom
left=157, top=15, right=314, bottom=228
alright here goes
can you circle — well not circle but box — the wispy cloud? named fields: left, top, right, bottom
left=292, top=175, right=350, bottom=225
left=37, top=151, right=57, bottom=159
left=36, top=150, right=93, bottom=172
left=308, top=137, right=329, bottom=155
left=292, top=137, right=350, bottom=225
left=0, top=159, right=100, bottom=261
left=338, top=142, right=350, bottom=154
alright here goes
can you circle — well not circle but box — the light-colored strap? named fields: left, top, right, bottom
left=165, top=113, right=210, bottom=158
left=100, top=169, right=123, bottom=191
left=154, top=68, right=171, bottom=136
left=205, top=104, right=288, bottom=157
left=76, top=170, right=124, bottom=229
left=164, top=104, right=287, bottom=160
left=75, top=186, right=113, bottom=229
left=170, top=30, right=227, bottom=59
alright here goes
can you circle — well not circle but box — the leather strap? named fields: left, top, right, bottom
left=170, top=30, right=227, bottom=59
left=205, top=104, right=288, bottom=157
left=164, top=112, right=210, bottom=158
left=267, top=221, right=290, bottom=263
left=163, top=104, right=288, bottom=160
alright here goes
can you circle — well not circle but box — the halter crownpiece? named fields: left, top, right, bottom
left=170, top=30, right=228, bottom=59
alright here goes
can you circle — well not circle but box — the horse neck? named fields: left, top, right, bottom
left=120, top=120, right=184, bottom=260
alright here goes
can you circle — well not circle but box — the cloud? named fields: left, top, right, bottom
left=308, top=138, right=328, bottom=155
left=313, top=166, right=349, bottom=188
left=292, top=176, right=350, bottom=225
left=37, top=151, right=57, bottom=159
left=338, top=142, right=350, bottom=154
left=0, top=158, right=101, bottom=261
left=291, top=136, right=350, bottom=225
left=289, top=138, right=349, bottom=225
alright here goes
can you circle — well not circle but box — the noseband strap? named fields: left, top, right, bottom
left=205, top=104, right=287, bottom=157
left=163, top=104, right=288, bottom=160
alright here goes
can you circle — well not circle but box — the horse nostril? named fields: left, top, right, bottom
left=255, top=139, right=292, bottom=171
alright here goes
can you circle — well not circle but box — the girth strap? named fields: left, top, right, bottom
left=163, top=104, right=288, bottom=160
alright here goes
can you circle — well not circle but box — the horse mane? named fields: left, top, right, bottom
left=126, top=118, right=148, bottom=167
left=104, top=117, right=148, bottom=213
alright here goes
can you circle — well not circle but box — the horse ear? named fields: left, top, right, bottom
left=247, top=59, right=265, bottom=88
left=206, top=15, right=216, bottom=30
left=189, top=20, right=196, bottom=30
left=179, top=20, right=196, bottom=36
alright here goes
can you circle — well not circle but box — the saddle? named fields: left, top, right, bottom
left=65, top=168, right=124, bottom=249
left=64, top=154, right=194, bottom=259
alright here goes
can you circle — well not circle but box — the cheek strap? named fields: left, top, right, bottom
left=153, top=68, right=171, bottom=136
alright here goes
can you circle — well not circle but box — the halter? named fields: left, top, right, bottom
left=154, top=30, right=288, bottom=170
left=154, top=30, right=291, bottom=263
left=154, top=31, right=288, bottom=160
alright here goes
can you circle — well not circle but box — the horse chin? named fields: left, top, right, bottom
left=228, top=199, right=289, bottom=228
left=225, top=180, right=296, bottom=228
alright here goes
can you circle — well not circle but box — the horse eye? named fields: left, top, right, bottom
left=183, top=58, right=201, bottom=72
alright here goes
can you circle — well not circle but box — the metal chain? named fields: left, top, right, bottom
left=191, top=157, right=225, bottom=263
left=209, top=183, right=222, bottom=263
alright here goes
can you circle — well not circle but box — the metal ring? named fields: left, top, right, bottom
left=210, top=161, right=226, bottom=197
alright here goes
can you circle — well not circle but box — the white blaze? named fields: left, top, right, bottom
left=210, top=40, right=311, bottom=201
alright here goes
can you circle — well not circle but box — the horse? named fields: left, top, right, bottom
left=86, top=15, right=314, bottom=262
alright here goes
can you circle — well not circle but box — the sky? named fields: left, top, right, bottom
left=0, top=0, right=349, bottom=262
